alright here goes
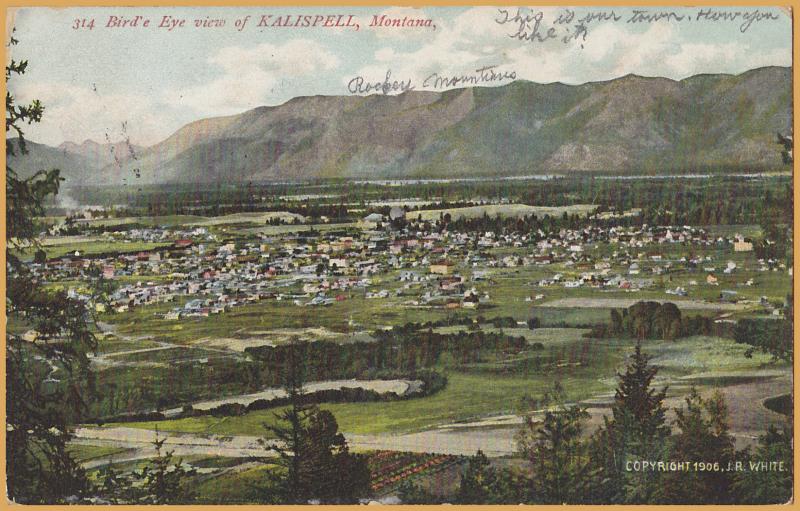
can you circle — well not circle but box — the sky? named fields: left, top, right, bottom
left=7, top=6, right=792, bottom=147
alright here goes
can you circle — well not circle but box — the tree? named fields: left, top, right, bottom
left=262, top=338, right=371, bottom=504
left=456, top=450, right=520, bottom=504
left=733, top=423, right=793, bottom=504
left=652, top=302, right=681, bottom=340
left=591, top=342, right=669, bottom=503
left=610, top=308, right=623, bottom=335
left=397, top=480, right=442, bottom=504
left=262, top=338, right=314, bottom=503
left=301, top=409, right=371, bottom=504
left=6, top=34, right=96, bottom=504
left=97, top=431, right=195, bottom=504
left=612, top=301, right=685, bottom=341
left=777, top=131, right=792, bottom=165
left=133, top=433, right=195, bottom=504
left=661, top=388, right=737, bottom=504
left=733, top=315, right=792, bottom=362
left=612, top=342, right=669, bottom=444
left=516, top=382, right=598, bottom=504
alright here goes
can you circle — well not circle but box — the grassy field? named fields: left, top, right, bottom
left=702, top=224, right=763, bottom=238
left=186, top=211, right=306, bottom=226
left=94, top=335, right=162, bottom=355
left=112, top=367, right=618, bottom=436
left=14, top=240, right=171, bottom=261
left=38, top=235, right=105, bottom=246
left=191, top=464, right=280, bottom=504
left=238, top=222, right=360, bottom=236
left=644, top=335, right=779, bottom=377
left=527, top=307, right=612, bottom=327
left=110, top=333, right=787, bottom=439
left=539, top=297, right=750, bottom=311
left=110, top=332, right=629, bottom=436
left=67, top=444, right=133, bottom=463
left=43, top=212, right=306, bottom=229
left=104, top=292, right=476, bottom=345
left=72, top=215, right=206, bottom=228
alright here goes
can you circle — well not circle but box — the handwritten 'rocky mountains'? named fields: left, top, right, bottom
left=9, top=66, right=792, bottom=185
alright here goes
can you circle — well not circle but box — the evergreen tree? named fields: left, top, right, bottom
left=661, top=388, right=737, bottom=504
left=732, top=423, right=793, bottom=504
left=6, top=34, right=97, bottom=504
left=262, top=338, right=315, bottom=503
left=97, top=431, right=195, bottom=504
left=592, top=341, right=669, bottom=503
left=516, top=383, right=597, bottom=504
left=131, top=432, right=195, bottom=504
left=613, top=342, right=669, bottom=441
left=302, top=409, right=371, bottom=504
left=456, top=450, right=520, bottom=504
left=262, top=338, right=371, bottom=504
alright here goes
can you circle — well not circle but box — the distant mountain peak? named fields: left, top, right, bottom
left=11, top=66, right=792, bottom=186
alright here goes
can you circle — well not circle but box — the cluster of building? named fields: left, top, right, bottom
left=24, top=219, right=784, bottom=318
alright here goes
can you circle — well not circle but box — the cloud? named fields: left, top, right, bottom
left=8, top=6, right=791, bottom=147
left=11, top=37, right=342, bottom=145
left=166, top=39, right=340, bottom=117
left=350, top=6, right=791, bottom=92
left=661, top=42, right=789, bottom=78
left=11, top=82, right=173, bottom=146
left=349, top=7, right=512, bottom=92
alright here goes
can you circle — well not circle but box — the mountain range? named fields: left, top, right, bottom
left=7, top=66, right=792, bottom=186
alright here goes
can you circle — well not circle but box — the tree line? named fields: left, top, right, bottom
left=585, top=300, right=793, bottom=365
left=87, top=320, right=522, bottom=422
left=588, top=301, right=730, bottom=340
left=247, top=325, right=527, bottom=376
left=92, top=369, right=447, bottom=424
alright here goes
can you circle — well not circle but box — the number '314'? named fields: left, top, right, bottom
left=72, top=18, right=95, bottom=30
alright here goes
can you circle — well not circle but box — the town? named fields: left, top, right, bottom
left=31, top=209, right=785, bottom=322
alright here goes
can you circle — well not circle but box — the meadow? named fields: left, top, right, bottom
left=108, top=333, right=787, bottom=439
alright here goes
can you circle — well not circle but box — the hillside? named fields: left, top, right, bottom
left=7, top=139, right=141, bottom=186
left=8, top=66, right=792, bottom=185
left=59, top=139, right=143, bottom=170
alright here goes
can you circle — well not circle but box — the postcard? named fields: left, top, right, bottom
left=4, top=5, right=794, bottom=505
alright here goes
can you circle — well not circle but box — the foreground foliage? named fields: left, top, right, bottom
left=400, top=341, right=792, bottom=505
left=261, top=339, right=371, bottom=504
left=6, top=36, right=96, bottom=504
